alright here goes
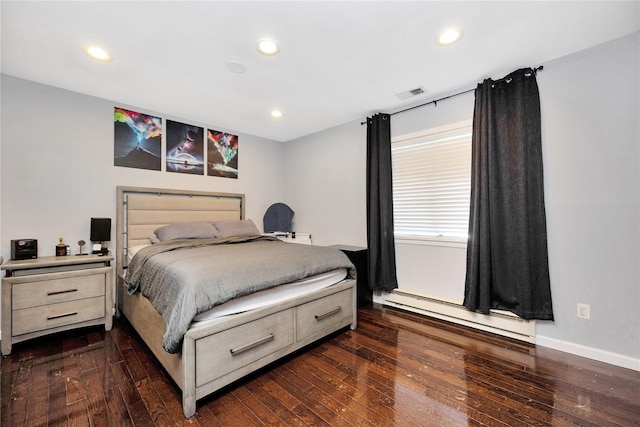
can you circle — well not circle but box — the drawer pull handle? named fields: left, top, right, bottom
left=230, top=333, right=275, bottom=356
left=47, top=289, right=78, bottom=296
left=47, top=311, right=78, bottom=320
left=315, top=306, right=342, bottom=321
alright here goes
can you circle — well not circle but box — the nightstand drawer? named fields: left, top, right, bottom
left=13, top=274, right=105, bottom=310
left=296, top=289, right=354, bottom=340
left=12, top=296, right=106, bottom=336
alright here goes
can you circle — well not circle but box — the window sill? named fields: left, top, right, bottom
left=395, top=236, right=468, bottom=249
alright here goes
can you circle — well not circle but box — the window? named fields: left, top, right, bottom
left=392, top=121, right=472, bottom=243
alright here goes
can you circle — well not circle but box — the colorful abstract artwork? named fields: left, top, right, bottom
left=166, top=120, right=204, bottom=175
left=114, top=107, right=162, bottom=170
left=207, top=129, right=238, bottom=179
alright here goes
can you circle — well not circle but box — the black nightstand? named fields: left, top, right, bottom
left=328, top=245, right=371, bottom=307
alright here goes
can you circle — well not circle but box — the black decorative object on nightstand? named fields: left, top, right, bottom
left=90, top=217, right=112, bottom=255
left=328, top=245, right=371, bottom=307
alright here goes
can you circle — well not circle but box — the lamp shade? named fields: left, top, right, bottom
left=90, top=218, right=111, bottom=242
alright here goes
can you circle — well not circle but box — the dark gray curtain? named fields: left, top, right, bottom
left=366, top=113, right=398, bottom=292
left=464, top=68, right=553, bottom=320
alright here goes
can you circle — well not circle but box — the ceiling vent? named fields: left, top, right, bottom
left=395, top=86, right=427, bottom=100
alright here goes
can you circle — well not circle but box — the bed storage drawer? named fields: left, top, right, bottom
left=12, top=296, right=106, bottom=336
left=195, top=308, right=295, bottom=387
left=296, top=288, right=354, bottom=341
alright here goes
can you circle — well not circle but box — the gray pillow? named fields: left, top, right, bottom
left=153, top=222, right=220, bottom=242
left=214, top=219, right=260, bottom=238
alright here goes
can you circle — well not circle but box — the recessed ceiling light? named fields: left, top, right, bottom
left=85, top=45, right=112, bottom=62
left=436, top=28, right=463, bottom=46
left=270, top=110, right=283, bottom=119
left=256, top=38, right=280, bottom=56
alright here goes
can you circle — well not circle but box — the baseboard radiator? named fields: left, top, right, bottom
left=377, top=289, right=536, bottom=343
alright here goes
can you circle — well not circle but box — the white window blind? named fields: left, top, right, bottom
left=392, top=123, right=472, bottom=241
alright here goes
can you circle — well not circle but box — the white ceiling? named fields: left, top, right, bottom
left=2, top=1, right=638, bottom=142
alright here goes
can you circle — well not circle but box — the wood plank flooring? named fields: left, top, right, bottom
left=2, top=304, right=639, bottom=426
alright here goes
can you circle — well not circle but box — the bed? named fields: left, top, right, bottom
left=115, top=186, right=357, bottom=418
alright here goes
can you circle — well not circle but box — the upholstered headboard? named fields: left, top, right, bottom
left=116, top=186, right=244, bottom=276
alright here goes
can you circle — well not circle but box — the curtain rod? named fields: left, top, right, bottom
left=361, top=65, right=543, bottom=125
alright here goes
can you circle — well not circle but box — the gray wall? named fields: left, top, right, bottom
left=281, top=120, right=368, bottom=247
left=285, top=33, right=640, bottom=367
left=0, top=75, right=287, bottom=257
left=535, top=33, right=639, bottom=362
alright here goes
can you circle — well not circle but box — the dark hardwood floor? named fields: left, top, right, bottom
left=2, top=304, right=639, bottom=426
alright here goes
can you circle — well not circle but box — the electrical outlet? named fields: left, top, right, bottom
left=577, top=303, right=590, bottom=319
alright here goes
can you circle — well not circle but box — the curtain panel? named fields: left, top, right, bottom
left=464, top=68, right=554, bottom=320
left=366, top=113, right=398, bottom=292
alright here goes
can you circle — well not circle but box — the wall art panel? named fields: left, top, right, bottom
left=207, top=129, right=238, bottom=179
left=114, top=107, right=162, bottom=170
left=166, top=120, right=205, bottom=175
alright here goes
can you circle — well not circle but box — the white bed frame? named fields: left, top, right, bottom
left=115, top=186, right=357, bottom=418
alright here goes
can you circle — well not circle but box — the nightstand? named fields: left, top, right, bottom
left=264, top=232, right=313, bottom=245
left=327, top=245, right=371, bottom=307
left=279, top=233, right=312, bottom=244
left=1, top=253, right=114, bottom=355
left=262, top=233, right=313, bottom=245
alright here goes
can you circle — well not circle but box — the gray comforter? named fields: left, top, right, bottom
left=125, top=235, right=356, bottom=353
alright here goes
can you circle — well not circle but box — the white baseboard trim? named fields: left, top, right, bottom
left=376, top=290, right=536, bottom=344
left=376, top=291, right=640, bottom=372
left=536, top=335, right=640, bottom=372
